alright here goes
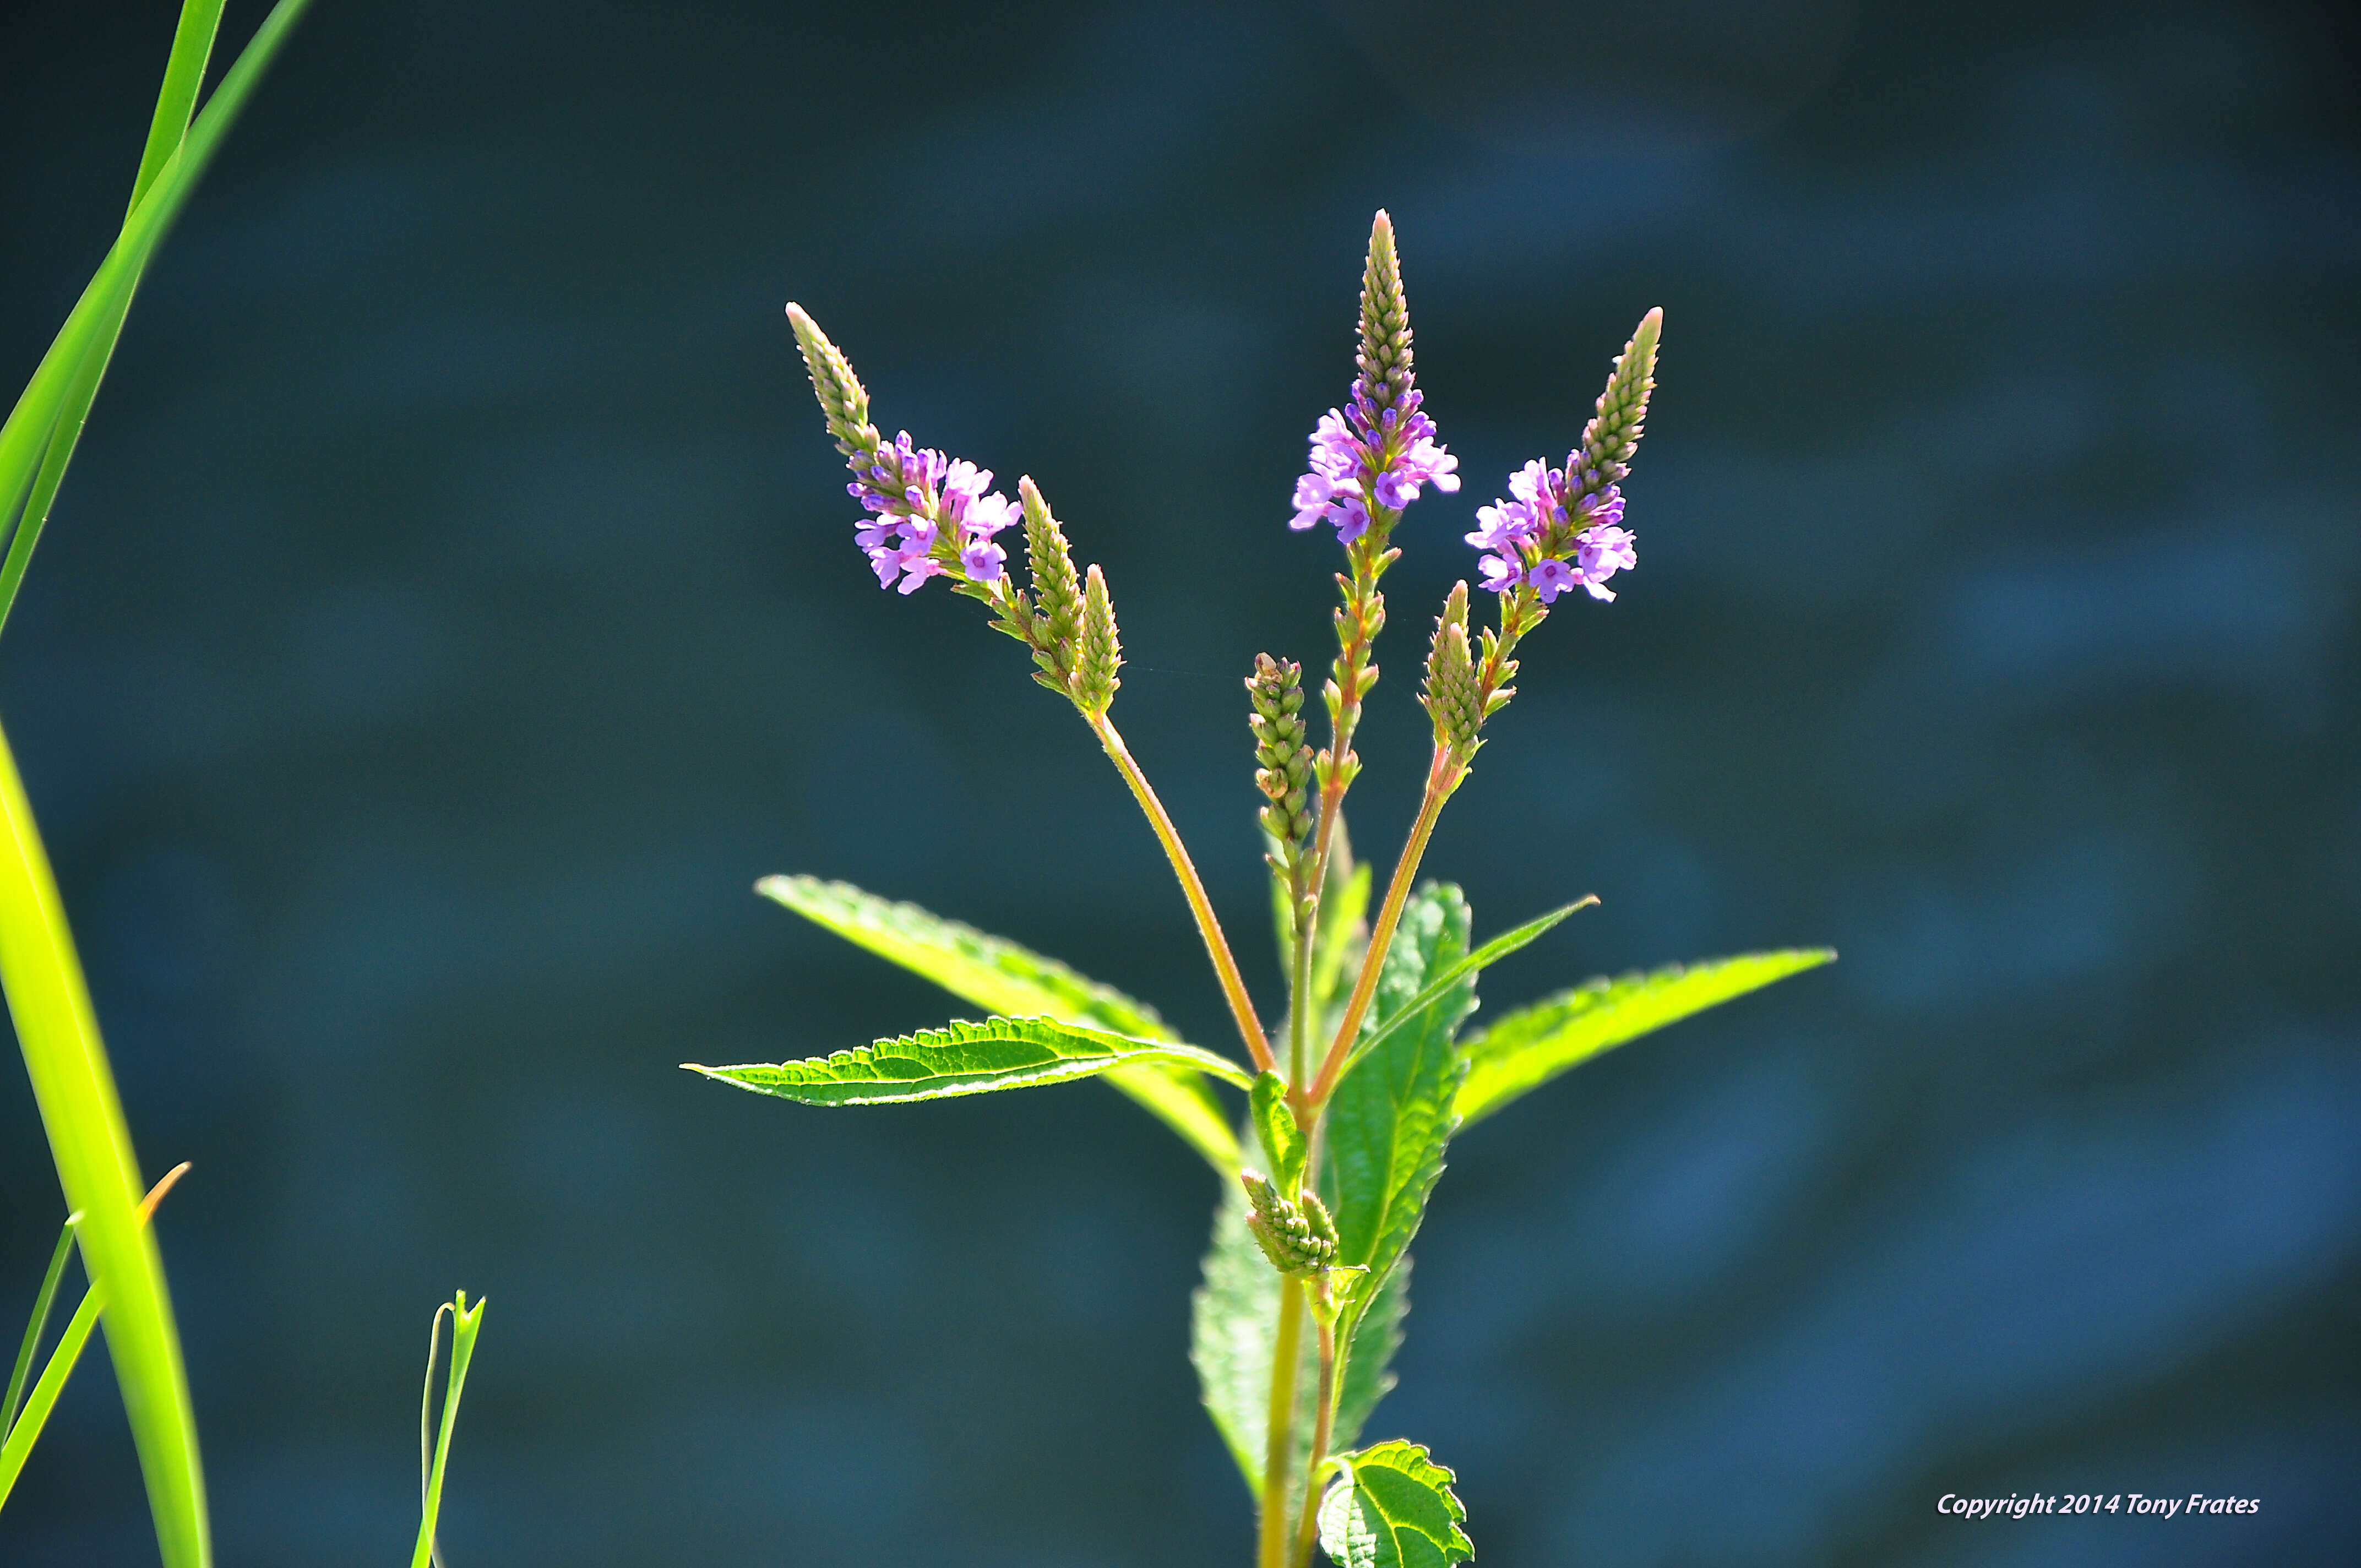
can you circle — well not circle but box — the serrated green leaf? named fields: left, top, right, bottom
left=1317, top=1440, right=1472, bottom=1568
left=1250, top=1072, right=1308, bottom=1191
left=1328, top=894, right=1595, bottom=1091
left=1332, top=1253, right=1407, bottom=1455
left=756, top=874, right=1238, bottom=1172
left=1456, top=948, right=1835, bottom=1128
left=686, top=1015, right=1253, bottom=1106
left=1320, top=885, right=1472, bottom=1352
left=1189, top=1174, right=1412, bottom=1500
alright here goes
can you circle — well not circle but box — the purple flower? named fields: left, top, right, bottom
left=1468, top=461, right=1637, bottom=606
left=961, top=537, right=1007, bottom=586
left=963, top=491, right=1020, bottom=538
left=1527, top=558, right=1580, bottom=602
left=1464, top=498, right=1538, bottom=556
left=1477, top=553, right=1523, bottom=592
left=1287, top=384, right=1457, bottom=542
left=1575, top=520, right=1636, bottom=591
left=838, top=430, right=1019, bottom=594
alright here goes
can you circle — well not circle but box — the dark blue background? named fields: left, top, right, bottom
left=4, top=1, right=2357, bottom=1563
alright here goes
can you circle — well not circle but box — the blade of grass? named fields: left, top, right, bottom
left=0, top=1284, right=102, bottom=1511
left=411, top=1291, right=486, bottom=1568
left=128, top=1, right=230, bottom=216
left=0, top=0, right=314, bottom=639
left=3, top=1219, right=79, bottom=1440
left=1, top=710, right=208, bottom=1567
left=0, top=1165, right=192, bottom=1515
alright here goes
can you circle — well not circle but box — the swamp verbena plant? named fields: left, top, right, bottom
left=695, top=211, right=1832, bottom=1568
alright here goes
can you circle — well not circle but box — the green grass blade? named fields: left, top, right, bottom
left=0, top=717, right=207, bottom=1568
left=756, top=874, right=1240, bottom=1172
left=410, top=1291, right=486, bottom=1568
left=0, top=0, right=313, bottom=639
left=128, top=1, right=229, bottom=215
left=3, top=1219, right=77, bottom=1440
left=1455, top=948, right=1837, bottom=1128
left=0, top=1282, right=104, bottom=1512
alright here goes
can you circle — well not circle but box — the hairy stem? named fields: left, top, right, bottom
left=1293, top=1308, right=1340, bottom=1568
left=1259, top=1278, right=1307, bottom=1568
left=1090, top=714, right=1275, bottom=1074
left=1308, top=747, right=1463, bottom=1105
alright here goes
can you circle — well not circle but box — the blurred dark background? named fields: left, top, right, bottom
left=3, top=1, right=2356, bottom=1563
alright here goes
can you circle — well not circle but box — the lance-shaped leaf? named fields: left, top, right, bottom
left=687, top=1015, right=1253, bottom=1106
left=1327, top=895, right=1594, bottom=1090
left=1456, top=949, right=1835, bottom=1128
left=1317, top=1440, right=1472, bottom=1568
left=756, top=874, right=1238, bottom=1172
left=1320, top=884, right=1473, bottom=1354
left=1190, top=1173, right=1412, bottom=1498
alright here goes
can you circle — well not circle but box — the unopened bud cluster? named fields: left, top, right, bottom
left=1241, top=1170, right=1340, bottom=1276
left=1249, top=656, right=1315, bottom=850
left=1421, top=583, right=1483, bottom=762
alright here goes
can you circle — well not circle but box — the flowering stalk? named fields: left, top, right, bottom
left=786, top=303, right=1272, bottom=1072
left=1281, top=212, right=1458, bottom=1101
left=1468, top=307, right=1661, bottom=711
left=1305, top=313, right=1661, bottom=1107
left=748, top=245, right=1784, bottom=1568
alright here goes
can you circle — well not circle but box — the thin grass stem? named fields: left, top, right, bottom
left=410, top=1291, right=486, bottom=1568
left=3, top=1220, right=78, bottom=1440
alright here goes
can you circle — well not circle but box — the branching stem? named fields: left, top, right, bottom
left=1308, top=746, right=1464, bottom=1106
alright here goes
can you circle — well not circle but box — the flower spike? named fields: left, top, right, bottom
left=1286, top=212, right=1460, bottom=542
left=784, top=302, right=1020, bottom=598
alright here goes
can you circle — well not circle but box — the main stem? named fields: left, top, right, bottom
left=1090, top=714, right=1275, bottom=1074
left=1258, top=1278, right=1307, bottom=1568
left=1293, top=1310, right=1339, bottom=1568
left=1308, top=747, right=1461, bottom=1105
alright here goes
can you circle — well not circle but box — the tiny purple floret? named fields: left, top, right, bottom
left=1286, top=380, right=1457, bottom=542
left=839, top=432, right=1019, bottom=595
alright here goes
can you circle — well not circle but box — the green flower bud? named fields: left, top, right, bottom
left=1421, top=582, right=1483, bottom=761
left=1357, top=211, right=1415, bottom=420
left=784, top=302, right=877, bottom=460
left=1580, top=307, right=1661, bottom=485
left=1018, top=476, right=1085, bottom=693
left=1247, top=654, right=1316, bottom=851
left=1070, top=564, right=1123, bottom=716
left=1241, top=1170, right=1340, bottom=1276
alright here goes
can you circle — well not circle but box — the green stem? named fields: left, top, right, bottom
left=1308, top=748, right=1462, bottom=1106
left=1258, top=1278, right=1307, bottom=1568
left=1091, top=714, right=1274, bottom=1075
left=1293, top=1308, right=1339, bottom=1568
left=1287, top=894, right=1316, bottom=1092
left=410, top=1292, right=485, bottom=1568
